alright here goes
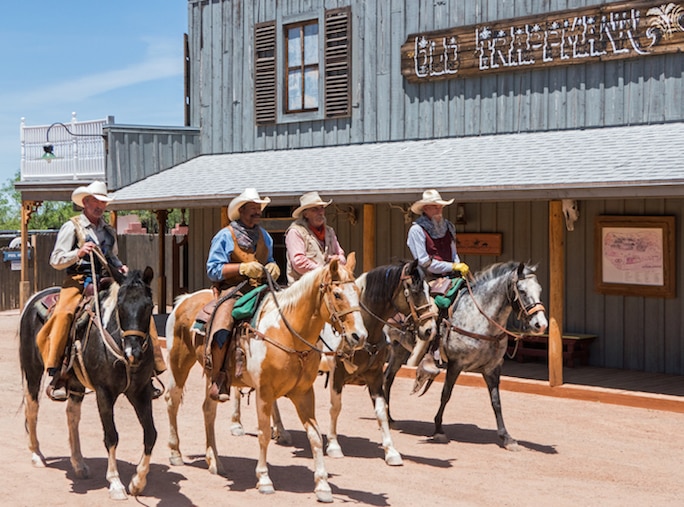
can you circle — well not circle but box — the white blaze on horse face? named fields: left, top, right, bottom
left=338, top=283, right=367, bottom=343
left=522, top=275, right=548, bottom=334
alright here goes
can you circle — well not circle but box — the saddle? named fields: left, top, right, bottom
left=431, top=276, right=465, bottom=311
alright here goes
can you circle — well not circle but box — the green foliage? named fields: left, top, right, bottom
left=0, top=171, right=21, bottom=230
left=118, top=209, right=186, bottom=233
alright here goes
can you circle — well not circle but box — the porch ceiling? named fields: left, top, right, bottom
left=108, top=121, right=684, bottom=210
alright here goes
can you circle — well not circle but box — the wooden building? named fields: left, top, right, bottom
left=17, top=0, right=684, bottom=377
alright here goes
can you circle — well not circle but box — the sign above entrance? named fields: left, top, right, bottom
left=401, top=1, right=684, bottom=82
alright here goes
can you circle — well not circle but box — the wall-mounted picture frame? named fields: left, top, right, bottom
left=594, top=216, right=676, bottom=298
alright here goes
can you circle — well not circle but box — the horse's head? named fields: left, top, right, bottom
left=320, top=252, right=368, bottom=352
left=116, top=266, right=155, bottom=365
left=395, top=260, right=437, bottom=341
left=511, top=263, right=548, bottom=334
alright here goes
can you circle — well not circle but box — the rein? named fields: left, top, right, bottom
left=443, top=272, right=545, bottom=346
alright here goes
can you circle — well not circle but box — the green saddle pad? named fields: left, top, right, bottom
left=434, top=277, right=465, bottom=310
left=232, top=285, right=268, bottom=321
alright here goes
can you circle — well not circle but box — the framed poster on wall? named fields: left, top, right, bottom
left=594, top=216, right=676, bottom=298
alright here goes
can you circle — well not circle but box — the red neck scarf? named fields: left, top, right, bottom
left=309, top=224, right=326, bottom=242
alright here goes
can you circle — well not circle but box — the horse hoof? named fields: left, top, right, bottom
left=326, top=445, right=344, bottom=459
left=385, top=450, right=403, bottom=466
left=109, top=484, right=128, bottom=501
left=431, top=433, right=449, bottom=444
left=129, top=476, right=146, bottom=496
left=274, top=430, right=292, bottom=446
left=504, top=440, right=521, bottom=451
left=230, top=423, right=245, bottom=437
left=169, top=454, right=184, bottom=466
left=258, top=484, right=275, bottom=495
left=316, top=489, right=334, bottom=503
left=31, top=452, right=46, bottom=468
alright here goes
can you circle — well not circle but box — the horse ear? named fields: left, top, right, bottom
left=346, top=252, right=356, bottom=273
left=143, top=266, right=154, bottom=285
left=517, top=262, right=525, bottom=278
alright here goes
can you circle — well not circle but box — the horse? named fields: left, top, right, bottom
left=384, top=261, right=548, bottom=449
left=19, top=267, right=158, bottom=500
left=164, top=254, right=367, bottom=502
left=321, top=259, right=437, bottom=466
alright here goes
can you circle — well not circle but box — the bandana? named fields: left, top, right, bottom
left=309, top=224, right=327, bottom=242
left=231, top=220, right=260, bottom=253
left=415, top=214, right=455, bottom=239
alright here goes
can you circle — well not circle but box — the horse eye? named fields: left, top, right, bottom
left=333, top=291, right=343, bottom=300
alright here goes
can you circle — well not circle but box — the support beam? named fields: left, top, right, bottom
left=19, top=199, right=41, bottom=309
left=155, top=210, right=169, bottom=314
left=363, top=204, right=376, bottom=272
left=548, top=200, right=564, bottom=387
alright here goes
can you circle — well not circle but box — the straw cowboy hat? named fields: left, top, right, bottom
left=292, top=191, right=333, bottom=219
left=228, top=188, right=271, bottom=221
left=410, top=189, right=454, bottom=215
left=71, top=181, right=113, bottom=208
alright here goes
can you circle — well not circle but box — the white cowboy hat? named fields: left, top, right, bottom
left=410, top=189, right=454, bottom=214
left=228, top=188, right=271, bottom=221
left=71, top=181, right=113, bottom=208
left=292, top=191, right=333, bottom=219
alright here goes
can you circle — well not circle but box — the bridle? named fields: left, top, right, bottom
left=443, top=269, right=545, bottom=344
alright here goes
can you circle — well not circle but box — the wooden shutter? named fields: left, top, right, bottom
left=324, top=7, right=351, bottom=119
left=254, top=21, right=276, bottom=125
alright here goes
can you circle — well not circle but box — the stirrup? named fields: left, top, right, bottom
left=46, top=383, right=68, bottom=402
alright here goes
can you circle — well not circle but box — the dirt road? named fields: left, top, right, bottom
left=2, top=308, right=681, bottom=506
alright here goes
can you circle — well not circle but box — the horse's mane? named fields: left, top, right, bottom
left=262, top=264, right=327, bottom=314
left=362, top=262, right=406, bottom=305
left=473, top=261, right=536, bottom=286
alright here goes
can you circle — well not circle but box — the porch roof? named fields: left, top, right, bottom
left=109, top=121, right=684, bottom=210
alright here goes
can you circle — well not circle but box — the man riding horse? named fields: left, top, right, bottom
left=36, top=181, right=166, bottom=401
left=406, top=189, right=470, bottom=375
left=205, top=188, right=281, bottom=402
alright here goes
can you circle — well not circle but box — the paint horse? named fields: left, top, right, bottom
left=321, top=260, right=436, bottom=465
left=385, top=261, right=548, bottom=449
left=20, top=268, right=158, bottom=500
left=165, top=255, right=367, bottom=502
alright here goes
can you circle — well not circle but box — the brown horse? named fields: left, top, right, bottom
left=164, top=254, right=367, bottom=502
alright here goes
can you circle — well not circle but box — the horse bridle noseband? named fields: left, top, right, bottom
left=398, top=264, right=437, bottom=327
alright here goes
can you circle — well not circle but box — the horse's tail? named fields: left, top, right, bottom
left=19, top=290, right=53, bottom=402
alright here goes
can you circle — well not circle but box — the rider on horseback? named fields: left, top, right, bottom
left=285, top=191, right=346, bottom=284
left=407, top=189, right=470, bottom=375
left=36, top=181, right=167, bottom=401
left=205, top=188, right=281, bottom=402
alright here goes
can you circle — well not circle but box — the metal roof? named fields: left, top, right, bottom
left=109, top=122, right=684, bottom=210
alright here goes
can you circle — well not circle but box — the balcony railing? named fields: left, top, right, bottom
left=20, top=113, right=108, bottom=182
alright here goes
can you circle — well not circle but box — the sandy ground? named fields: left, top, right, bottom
left=1, top=308, right=682, bottom=506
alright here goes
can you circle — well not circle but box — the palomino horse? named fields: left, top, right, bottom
left=321, top=260, right=436, bottom=465
left=165, top=255, right=367, bottom=502
left=384, top=261, right=548, bottom=449
left=19, top=268, right=158, bottom=500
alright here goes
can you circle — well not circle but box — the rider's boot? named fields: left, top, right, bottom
left=46, top=366, right=68, bottom=402
left=208, top=329, right=231, bottom=402
left=149, top=318, right=166, bottom=399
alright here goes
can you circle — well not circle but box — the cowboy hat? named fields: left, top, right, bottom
left=228, top=188, right=271, bottom=221
left=71, top=181, right=113, bottom=208
left=292, top=191, right=332, bottom=219
left=410, top=189, right=454, bottom=214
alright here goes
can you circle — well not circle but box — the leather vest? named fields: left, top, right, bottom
left=422, top=228, right=453, bottom=262
left=219, top=225, right=269, bottom=287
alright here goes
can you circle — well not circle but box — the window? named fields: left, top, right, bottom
left=254, top=7, right=351, bottom=125
left=286, top=21, right=319, bottom=113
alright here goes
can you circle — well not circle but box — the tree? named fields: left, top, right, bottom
left=0, top=171, right=22, bottom=230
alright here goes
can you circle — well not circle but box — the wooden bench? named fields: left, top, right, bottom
left=507, top=333, right=597, bottom=368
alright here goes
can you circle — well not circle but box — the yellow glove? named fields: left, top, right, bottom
left=265, top=262, right=281, bottom=280
left=452, top=262, right=470, bottom=277
left=239, top=261, right=264, bottom=279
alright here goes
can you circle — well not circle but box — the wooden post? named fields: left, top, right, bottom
left=548, top=200, right=564, bottom=387
left=155, top=210, right=169, bottom=314
left=363, top=204, right=376, bottom=272
left=19, top=200, right=41, bottom=309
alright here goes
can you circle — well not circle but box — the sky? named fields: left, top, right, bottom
left=0, top=1, right=187, bottom=185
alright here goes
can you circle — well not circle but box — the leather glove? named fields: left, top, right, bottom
left=264, top=262, right=281, bottom=280
left=452, top=262, right=470, bottom=277
left=239, top=261, right=264, bottom=279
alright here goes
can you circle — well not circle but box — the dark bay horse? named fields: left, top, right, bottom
left=321, top=260, right=436, bottom=466
left=20, top=267, right=158, bottom=500
left=165, top=255, right=367, bottom=502
left=385, top=261, right=548, bottom=449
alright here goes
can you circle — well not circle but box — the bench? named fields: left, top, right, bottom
left=507, top=332, right=597, bottom=368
